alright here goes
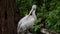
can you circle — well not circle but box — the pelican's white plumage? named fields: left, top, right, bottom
left=17, top=5, right=37, bottom=34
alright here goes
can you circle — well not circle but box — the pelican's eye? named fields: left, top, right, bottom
left=33, top=8, right=36, bottom=10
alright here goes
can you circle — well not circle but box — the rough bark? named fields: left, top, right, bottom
left=0, top=0, right=20, bottom=34
left=40, top=28, right=60, bottom=34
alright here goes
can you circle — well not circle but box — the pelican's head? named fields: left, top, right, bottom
left=32, top=5, right=36, bottom=10
left=29, top=5, right=37, bottom=15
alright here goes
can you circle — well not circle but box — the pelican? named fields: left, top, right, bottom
left=17, top=5, right=37, bottom=34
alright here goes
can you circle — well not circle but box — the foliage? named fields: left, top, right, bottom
left=16, top=0, right=60, bottom=33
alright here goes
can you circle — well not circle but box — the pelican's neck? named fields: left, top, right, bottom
left=32, top=10, right=36, bottom=19
left=29, top=9, right=33, bottom=15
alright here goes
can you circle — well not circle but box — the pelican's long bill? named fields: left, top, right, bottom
left=29, top=5, right=36, bottom=15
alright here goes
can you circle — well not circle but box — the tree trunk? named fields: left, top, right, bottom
left=0, top=0, right=20, bottom=34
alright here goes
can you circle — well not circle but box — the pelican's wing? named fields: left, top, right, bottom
left=18, top=15, right=29, bottom=27
left=19, top=15, right=35, bottom=30
left=23, top=15, right=35, bottom=28
left=17, top=15, right=29, bottom=33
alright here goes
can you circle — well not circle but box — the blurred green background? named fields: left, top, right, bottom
left=16, top=0, right=60, bottom=34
